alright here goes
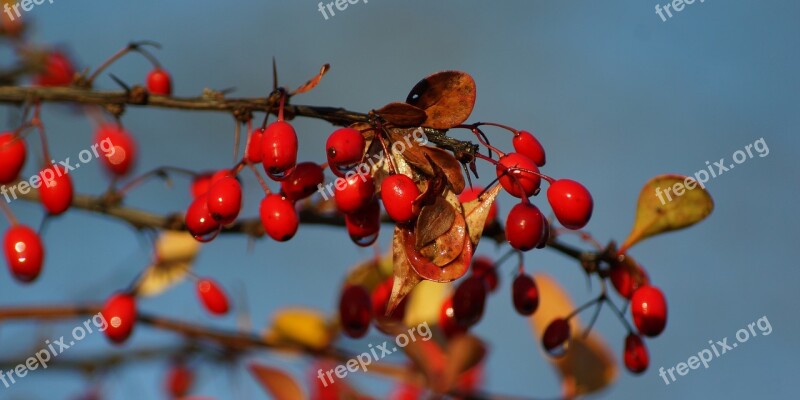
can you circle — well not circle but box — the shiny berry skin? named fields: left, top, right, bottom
left=371, top=276, right=407, bottom=321
left=334, top=172, right=375, bottom=214
left=94, top=124, right=137, bottom=177
left=101, top=293, right=137, bottom=344
left=37, top=164, right=73, bottom=215
left=505, top=202, right=546, bottom=251
left=339, top=285, right=372, bottom=338
left=512, top=273, right=539, bottom=316
left=246, top=128, right=264, bottom=163
left=185, top=194, right=221, bottom=242
left=190, top=173, right=213, bottom=198
left=34, top=51, right=75, bottom=87
left=146, top=68, right=173, bottom=95
left=281, top=162, right=324, bottom=201
left=471, top=256, right=498, bottom=292
left=496, top=153, right=541, bottom=198
left=197, top=278, right=230, bottom=315
left=439, top=297, right=466, bottom=338
left=547, top=179, right=593, bottom=230
left=261, top=121, right=298, bottom=180
left=259, top=194, right=299, bottom=242
left=326, top=128, right=365, bottom=177
left=206, top=176, right=242, bottom=224
left=458, top=187, right=498, bottom=227
left=513, top=131, right=546, bottom=167
left=452, top=275, right=487, bottom=328
left=344, top=199, right=380, bottom=247
left=3, top=225, right=44, bottom=283
left=623, top=333, right=649, bottom=374
left=165, top=363, right=194, bottom=398
left=630, top=285, right=667, bottom=337
left=0, top=132, right=26, bottom=184
left=610, top=258, right=650, bottom=299
left=542, top=318, right=571, bottom=357
left=380, top=174, right=419, bottom=223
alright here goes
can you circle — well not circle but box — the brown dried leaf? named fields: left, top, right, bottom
left=406, top=71, right=476, bottom=129
left=419, top=209, right=467, bottom=267
left=462, top=184, right=503, bottom=247
left=248, top=363, right=306, bottom=400
left=442, top=335, right=486, bottom=392
left=387, top=227, right=424, bottom=314
left=384, top=128, right=466, bottom=194
left=415, top=196, right=456, bottom=249
left=291, top=64, right=330, bottom=95
left=403, top=224, right=472, bottom=283
left=376, top=102, right=427, bottom=127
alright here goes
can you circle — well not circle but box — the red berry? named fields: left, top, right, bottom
left=542, top=318, right=570, bottom=357
left=185, top=194, right=221, bottom=242
left=3, top=225, right=44, bottom=283
left=146, top=68, right=173, bottom=95
left=246, top=128, right=264, bottom=163
left=547, top=179, right=593, bottom=230
left=206, top=176, right=242, bottom=224
left=371, top=276, right=407, bottom=322
left=339, top=285, right=372, bottom=338
left=513, top=131, right=546, bottom=167
left=261, top=121, right=298, bottom=180
left=623, top=333, right=649, bottom=374
left=471, top=256, right=498, bottom=292
left=34, top=51, right=75, bottom=87
left=94, top=124, right=137, bottom=177
left=334, top=172, right=375, bottom=214
left=101, top=293, right=137, bottom=344
left=281, top=162, right=324, bottom=201
left=37, top=164, right=73, bottom=215
left=609, top=257, right=650, bottom=299
left=439, top=297, right=466, bottom=338
left=512, top=273, right=539, bottom=316
left=0, top=132, right=26, bottom=184
left=630, top=285, right=667, bottom=337
left=452, top=276, right=487, bottom=328
left=259, top=194, right=299, bottom=242
left=505, top=202, right=546, bottom=251
left=196, top=278, right=230, bottom=315
left=190, top=173, right=213, bottom=198
left=326, top=128, right=365, bottom=177
left=165, top=363, right=194, bottom=398
left=380, top=174, right=419, bottom=223
left=344, top=199, right=381, bottom=247
left=458, top=187, right=498, bottom=227
left=496, top=153, right=541, bottom=198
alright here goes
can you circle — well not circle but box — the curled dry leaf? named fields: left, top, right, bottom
left=263, top=308, right=332, bottom=351
left=291, top=64, right=331, bottom=95
left=135, top=231, right=200, bottom=297
left=376, top=102, right=427, bottom=127
left=415, top=195, right=456, bottom=249
left=402, top=225, right=472, bottom=283
left=418, top=207, right=467, bottom=267
left=461, top=184, right=503, bottom=247
left=385, top=128, right=466, bottom=194
left=248, top=363, right=306, bottom=400
left=620, top=174, right=714, bottom=252
left=406, top=71, right=477, bottom=130
left=387, top=228, right=424, bottom=315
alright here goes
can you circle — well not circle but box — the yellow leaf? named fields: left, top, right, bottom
left=462, top=184, right=503, bottom=247
left=403, top=280, right=451, bottom=329
left=620, top=174, right=713, bottom=252
left=248, top=363, right=306, bottom=400
left=264, top=308, right=332, bottom=351
left=135, top=231, right=200, bottom=297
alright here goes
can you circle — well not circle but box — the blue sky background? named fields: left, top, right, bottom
left=1, top=0, right=798, bottom=399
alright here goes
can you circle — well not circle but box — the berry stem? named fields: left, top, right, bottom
left=246, top=161, right=271, bottom=195
left=116, top=166, right=199, bottom=196
left=0, top=200, right=18, bottom=225
left=31, top=103, right=52, bottom=162
left=277, top=89, right=287, bottom=122
left=374, top=121, right=397, bottom=174
left=472, top=121, right=519, bottom=135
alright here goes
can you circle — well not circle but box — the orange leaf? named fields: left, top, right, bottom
left=291, top=64, right=330, bottom=95
left=376, top=102, right=427, bottom=127
left=406, top=71, right=476, bottom=129
left=249, top=363, right=306, bottom=400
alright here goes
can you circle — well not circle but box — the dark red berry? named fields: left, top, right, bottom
left=609, top=257, right=650, bottom=299
left=101, top=293, right=137, bottom=344
left=439, top=297, right=466, bottom=338
left=165, top=362, right=194, bottom=398
left=339, top=285, right=372, bottom=338
left=259, top=194, right=299, bottom=242
left=631, top=285, right=667, bottom=337
left=0, top=132, right=26, bottom=184
left=197, top=278, right=230, bottom=315
left=505, top=202, right=546, bottom=251
left=326, top=128, right=365, bottom=177
left=458, top=186, right=498, bottom=227
left=146, top=68, right=173, bottom=95
left=261, top=121, right=298, bottom=180
left=281, top=162, right=324, bottom=201
left=334, top=172, right=375, bottom=214
left=185, top=194, right=221, bottom=242
left=246, top=128, right=264, bottom=163
left=371, top=276, right=407, bottom=321
left=624, top=333, right=649, bottom=374
left=206, top=176, right=242, bottom=224
left=512, top=273, right=539, bottom=315
left=3, top=225, right=44, bottom=283
left=344, top=199, right=380, bottom=247
left=34, top=51, right=75, bottom=86
left=37, top=164, right=73, bottom=215
left=95, top=124, right=137, bottom=177
left=513, top=131, right=546, bottom=167
left=542, top=318, right=571, bottom=357
left=380, top=174, right=419, bottom=223
left=471, top=256, right=498, bottom=292
left=496, top=153, right=541, bottom=198
left=547, top=179, right=593, bottom=230
left=452, top=276, right=487, bottom=328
